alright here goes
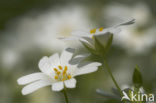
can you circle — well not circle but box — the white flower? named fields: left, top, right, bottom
left=1, top=49, right=20, bottom=69
left=17, top=49, right=101, bottom=95
left=114, top=26, right=156, bottom=53
left=61, top=19, right=134, bottom=40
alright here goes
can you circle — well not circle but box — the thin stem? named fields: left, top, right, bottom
left=103, top=58, right=123, bottom=96
left=63, top=89, right=69, bottom=103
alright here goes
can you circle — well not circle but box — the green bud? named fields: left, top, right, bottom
left=132, top=65, right=143, bottom=89
left=94, top=32, right=113, bottom=57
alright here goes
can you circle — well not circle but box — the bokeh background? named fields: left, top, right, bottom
left=0, top=0, right=156, bottom=103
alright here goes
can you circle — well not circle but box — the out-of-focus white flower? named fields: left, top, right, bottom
left=103, top=3, right=156, bottom=54
left=1, top=49, right=20, bottom=69
left=3, top=5, right=90, bottom=52
left=114, top=26, right=156, bottom=53
left=17, top=49, right=101, bottom=95
left=33, top=5, right=90, bottom=50
left=61, top=19, right=134, bottom=40
left=104, top=3, right=151, bottom=26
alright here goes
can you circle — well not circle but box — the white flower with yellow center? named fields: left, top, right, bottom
left=60, top=19, right=135, bottom=41
left=62, top=19, right=135, bottom=40
left=17, top=50, right=101, bottom=95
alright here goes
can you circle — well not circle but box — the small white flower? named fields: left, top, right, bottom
left=61, top=19, right=135, bottom=40
left=17, top=49, right=101, bottom=95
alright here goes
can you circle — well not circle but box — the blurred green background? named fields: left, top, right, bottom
left=0, top=0, right=156, bottom=103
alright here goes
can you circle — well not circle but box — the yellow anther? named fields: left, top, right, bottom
left=57, top=71, right=61, bottom=75
left=64, top=66, right=68, bottom=71
left=53, top=65, right=71, bottom=81
left=90, top=28, right=96, bottom=34
left=67, top=74, right=71, bottom=79
left=63, top=70, right=66, bottom=75
left=99, top=27, right=104, bottom=31
left=62, top=66, right=68, bottom=74
left=53, top=68, right=58, bottom=72
left=58, top=65, right=62, bottom=70
left=54, top=75, right=58, bottom=79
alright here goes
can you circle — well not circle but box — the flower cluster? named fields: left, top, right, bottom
left=17, top=18, right=136, bottom=103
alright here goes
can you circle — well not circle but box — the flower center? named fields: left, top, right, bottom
left=99, top=27, right=104, bottom=31
left=53, top=65, right=71, bottom=81
left=90, top=28, right=96, bottom=34
left=90, top=27, right=104, bottom=34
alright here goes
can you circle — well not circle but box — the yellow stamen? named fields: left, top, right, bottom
left=67, top=74, right=71, bottom=79
left=99, top=27, right=104, bottom=31
left=53, top=68, right=58, bottom=72
left=54, top=75, right=58, bottom=79
left=58, top=65, right=62, bottom=70
left=64, top=66, right=68, bottom=71
left=53, top=65, right=71, bottom=81
left=63, top=70, right=66, bottom=75
left=90, top=28, right=96, bottom=34
left=57, top=71, right=61, bottom=75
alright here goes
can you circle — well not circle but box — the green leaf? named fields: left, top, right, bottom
left=132, top=65, right=143, bottom=88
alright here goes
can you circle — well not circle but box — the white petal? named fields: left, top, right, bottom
left=82, top=37, right=94, bottom=45
left=95, top=29, right=109, bottom=36
left=52, top=81, right=64, bottom=91
left=38, top=56, right=53, bottom=75
left=107, top=27, right=121, bottom=35
left=49, top=53, right=60, bottom=67
left=60, top=49, right=73, bottom=65
left=114, top=19, right=135, bottom=27
left=71, top=31, right=90, bottom=37
left=74, top=54, right=89, bottom=58
left=74, top=62, right=101, bottom=76
left=58, top=36, right=79, bottom=41
left=79, top=38, right=94, bottom=49
left=17, top=72, right=51, bottom=85
left=70, top=54, right=90, bottom=65
left=64, top=78, right=76, bottom=88
left=74, top=67, right=98, bottom=76
left=81, top=62, right=101, bottom=68
left=22, top=80, right=51, bottom=95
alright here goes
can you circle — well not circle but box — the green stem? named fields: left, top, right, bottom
left=63, top=89, right=69, bottom=103
left=103, top=58, right=123, bottom=97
